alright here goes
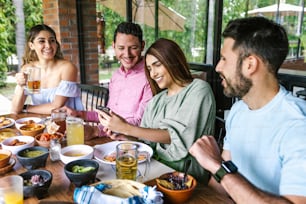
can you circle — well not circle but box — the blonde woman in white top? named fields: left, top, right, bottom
left=11, top=24, right=83, bottom=114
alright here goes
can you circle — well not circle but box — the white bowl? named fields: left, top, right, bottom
left=60, top=144, right=94, bottom=164
left=1, top=136, right=35, bottom=154
left=15, top=117, right=43, bottom=130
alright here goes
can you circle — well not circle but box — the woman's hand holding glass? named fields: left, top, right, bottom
left=15, top=72, right=28, bottom=87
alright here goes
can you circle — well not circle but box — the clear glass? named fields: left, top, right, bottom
left=50, top=139, right=61, bottom=161
left=66, top=116, right=84, bottom=146
left=25, top=66, right=41, bottom=94
left=51, top=108, right=67, bottom=134
left=0, top=175, right=23, bottom=204
left=116, top=143, right=138, bottom=180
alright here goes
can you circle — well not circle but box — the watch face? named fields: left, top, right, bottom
left=222, top=161, right=238, bottom=173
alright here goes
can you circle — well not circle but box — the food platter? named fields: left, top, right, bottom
left=94, top=141, right=153, bottom=165
left=0, top=118, right=15, bottom=130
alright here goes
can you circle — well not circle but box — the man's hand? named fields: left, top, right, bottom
left=189, top=135, right=222, bottom=174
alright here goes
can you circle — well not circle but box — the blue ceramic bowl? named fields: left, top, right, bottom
left=19, top=169, right=52, bottom=199
left=16, top=146, right=49, bottom=170
left=64, top=159, right=99, bottom=187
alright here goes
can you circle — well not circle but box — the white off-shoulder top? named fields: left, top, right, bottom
left=26, top=80, right=84, bottom=110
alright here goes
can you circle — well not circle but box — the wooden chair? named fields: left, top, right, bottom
left=214, top=116, right=226, bottom=150
left=78, top=84, right=109, bottom=111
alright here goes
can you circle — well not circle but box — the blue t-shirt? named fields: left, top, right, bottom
left=224, top=85, right=306, bottom=196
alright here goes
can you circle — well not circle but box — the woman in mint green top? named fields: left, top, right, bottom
left=98, top=38, right=216, bottom=184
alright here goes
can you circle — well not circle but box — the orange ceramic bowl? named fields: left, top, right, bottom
left=156, top=171, right=197, bottom=204
left=19, top=123, right=45, bottom=137
left=35, top=132, right=64, bottom=148
left=0, top=149, right=12, bottom=168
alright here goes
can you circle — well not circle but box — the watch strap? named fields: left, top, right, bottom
left=213, top=161, right=237, bottom=183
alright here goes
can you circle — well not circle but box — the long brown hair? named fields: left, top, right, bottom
left=144, top=38, right=193, bottom=95
left=22, top=24, right=63, bottom=66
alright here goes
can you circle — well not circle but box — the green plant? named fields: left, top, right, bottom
left=0, top=0, right=16, bottom=87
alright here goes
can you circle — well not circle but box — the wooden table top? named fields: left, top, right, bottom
left=0, top=113, right=234, bottom=204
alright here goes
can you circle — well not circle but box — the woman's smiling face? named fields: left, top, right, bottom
left=145, top=54, right=173, bottom=90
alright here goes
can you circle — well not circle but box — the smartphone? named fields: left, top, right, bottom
left=96, top=106, right=119, bottom=135
left=96, top=106, right=111, bottom=116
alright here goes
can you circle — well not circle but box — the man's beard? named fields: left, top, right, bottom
left=223, top=66, right=252, bottom=98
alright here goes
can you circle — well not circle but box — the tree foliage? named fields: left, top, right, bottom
left=0, top=0, right=42, bottom=87
left=0, top=0, right=16, bottom=86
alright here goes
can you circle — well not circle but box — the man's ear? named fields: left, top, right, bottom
left=245, top=55, right=259, bottom=75
left=141, top=41, right=145, bottom=51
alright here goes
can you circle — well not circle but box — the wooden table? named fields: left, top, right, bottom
left=1, top=113, right=234, bottom=204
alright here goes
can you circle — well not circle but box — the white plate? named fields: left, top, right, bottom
left=0, top=118, right=15, bottom=130
left=15, top=117, right=43, bottom=129
left=94, top=141, right=153, bottom=165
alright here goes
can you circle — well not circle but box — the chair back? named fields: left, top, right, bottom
left=214, top=116, right=226, bottom=150
left=78, top=84, right=109, bottom=111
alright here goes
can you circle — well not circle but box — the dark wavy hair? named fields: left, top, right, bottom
left=144, top=38, right=193, bottom=95
left=22, top=24, right=63, bottom=66
left=222, top=17, right=289, bottom=75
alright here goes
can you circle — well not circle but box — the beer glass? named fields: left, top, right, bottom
left=26, top=66, right=41, bottom=94
left=116, top=143, right=138, bottom=180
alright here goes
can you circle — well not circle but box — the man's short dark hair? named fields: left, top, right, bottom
left=113, top=22, right=143, bottom=43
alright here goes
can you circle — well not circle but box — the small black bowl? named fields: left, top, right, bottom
left=16, top=146, right=49, bottom=170
left=19, top=169, right=52, bottom=199
left=64, top=159, right=99, bottom=187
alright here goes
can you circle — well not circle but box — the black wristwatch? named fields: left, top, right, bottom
left=213, top=160, right=238, bottom=183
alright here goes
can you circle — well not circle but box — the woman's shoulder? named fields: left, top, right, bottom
left=56, top=59, right=76, bottom=69
left=189, top=78, right=212, bottom=91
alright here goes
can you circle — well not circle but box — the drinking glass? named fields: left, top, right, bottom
left=0, top=175, right=23, bottom=204
left=116, top=143, right=138, bottom=180
left=66, top=116, right=84, bottom=146
left=25, top=66, right=41, bottom=94
left=51, top=108, right=67, bottom=134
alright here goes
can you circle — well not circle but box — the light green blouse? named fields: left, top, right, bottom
left=141, top=79, right=216, bottom=184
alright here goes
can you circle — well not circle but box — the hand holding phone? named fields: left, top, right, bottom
left=96, top=106, right=120, bottom=136
left=96, top=106, right=111, bottom=116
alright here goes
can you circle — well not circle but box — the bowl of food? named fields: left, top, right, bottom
left=64, top=159, right=99, bottom=187
left=16, top=146, right=49, bottom=170
left=35, top=132, right=64, bottom=148
left=19, top=123, right=45, bottom=137
left=0, top=149, right=12, bottom=168
left=60, top=144, right=94, bottom=164
left=0, top=128, right=19, bottom=143
left=1, top=136, right=35, bottom=154
left=19, top=169, right=52, bottom=199
left=156, top=171, right=197, bottom=204
left=15, top=117, right=43, bottom=130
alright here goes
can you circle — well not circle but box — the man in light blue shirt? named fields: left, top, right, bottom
left=189, top=17, right=306, bottom=204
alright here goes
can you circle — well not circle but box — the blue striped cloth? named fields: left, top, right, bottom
left=73, top=183, right=163, bottom=204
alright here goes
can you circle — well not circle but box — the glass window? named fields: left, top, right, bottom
left=97, top=0, right=208, bottom=63
left=223, top=0, right=306, bottom=60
